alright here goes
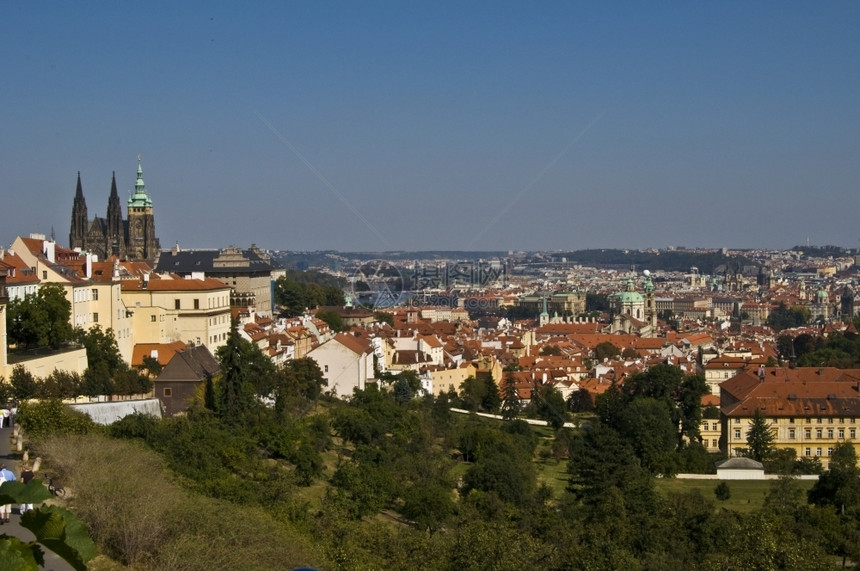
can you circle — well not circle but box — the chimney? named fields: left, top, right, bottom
left=44, top=240, right=56, bottom=264
left=85, top=252, right=93, bottom=279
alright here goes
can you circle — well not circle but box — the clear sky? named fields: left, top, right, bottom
left=2, top=2, right=859, bottom=253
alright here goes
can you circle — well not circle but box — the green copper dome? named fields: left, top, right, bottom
left=615, top=278, right=643, bottom=303
left=127, top=157, right=154, bottom=209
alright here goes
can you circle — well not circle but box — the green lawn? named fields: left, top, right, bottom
left=655, top=477, right=816, bottom=513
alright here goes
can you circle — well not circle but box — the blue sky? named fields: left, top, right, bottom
left=2, top=2, right=859, bottom=252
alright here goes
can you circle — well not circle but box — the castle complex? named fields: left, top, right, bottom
left=69, top=158, right=160, bottom=261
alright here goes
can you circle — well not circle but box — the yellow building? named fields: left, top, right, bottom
left=721, top=366, right=860, bottom=468
left=121, top=274, right=232, bottom=352
left=11, top=235, right=135, bottom=362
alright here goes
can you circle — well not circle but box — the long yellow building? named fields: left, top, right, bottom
left=720, top=366, right=860, bottom=468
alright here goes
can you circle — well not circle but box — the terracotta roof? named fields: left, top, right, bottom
left=721, top=367, right=860, bottom=417
left=332, top=332, right=373, bottom=355
left=132, top=341, right=189, bottom=367
left=121, top=275, right=230, bottom=291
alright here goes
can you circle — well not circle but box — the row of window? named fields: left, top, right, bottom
left=172, top=296, right=230, bottom=310
left=805, top=447, right=834, bottom=457
left=734, top=417, right=858, bottom=425
left=732, top=428, right=857, bottom=440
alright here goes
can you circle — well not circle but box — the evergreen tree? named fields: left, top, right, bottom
left=500, top=377, right=521, bottom=421
left=214, top=327, right=257, bottom=422
left=746, top=409, right=775, bottom=462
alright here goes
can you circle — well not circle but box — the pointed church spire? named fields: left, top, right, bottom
left=75, top=171, right=84, bottom=198
left=110, top=171, right=118, bottom=198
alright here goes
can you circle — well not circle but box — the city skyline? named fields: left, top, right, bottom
left=2, top=2, right=859, bottom=253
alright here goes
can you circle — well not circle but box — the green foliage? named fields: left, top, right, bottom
left=539, top=344, right=562, bottom=356
left=457, top=375, right=500, bottom=413
left=140, top=355, right=162, bottom=377
left=314, top=309, right=345, bottom=332
left=808, top=441, right=860, bottom=516
left=619, top=364, right=709, bottom=450
left=715, top=481, right=731, bottom=501
left=593, top=340, right=620, bottom=361
left=6, top=283, right=73, bottom=349
left=767, top=302, right=811, bottom=332
left=274, top=274, right=344, bottom=317
left=585, top=292, right=610, bottom=313
left=0, top=480, right=95, bottom=571
left=746, top=409, right=776, bottom=463
left=274, top=357, right=327, bottom=418
left=526, top=383, right=568, bottom=431
left=38, top=369, right=81, bottom=400
left=215, top=326, right=275, bottom=422
left=500, top=377, right=521, bottom=420
left=17, top=399, right=96, bottom=439
left=10, top=365, right=38, bottom=400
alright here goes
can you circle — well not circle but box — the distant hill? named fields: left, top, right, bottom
left=558, top=249, right=759, bottom=274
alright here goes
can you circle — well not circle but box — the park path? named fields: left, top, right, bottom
left=0, top=422, right=74, bottom=571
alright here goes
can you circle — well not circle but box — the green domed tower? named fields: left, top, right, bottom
left=126, top=157, right=160, bottom=261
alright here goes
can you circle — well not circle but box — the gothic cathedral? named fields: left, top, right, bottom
left=69, top=158, right=160, bottom=261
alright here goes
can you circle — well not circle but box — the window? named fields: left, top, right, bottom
left=324, top=365, right=329, bottom=373
left=828, top=429, right=834, bottom=439
left=92, top=312, right=98, bottom=323
left=734, top=429, right=741, bottom=439
left=789, top=418, right=795, bottom=424
left=734, top=418, right=740, bottom=424
left=828, top=418, right=834, bottom=424
left=789, top=429, right=796, bottom=439
left=805, top=448, right=811, bottom=457
left=194, top=298, right=200, bottom=309
left=817, top=429, right=823, bottom=439
left=839, top=429, right=845, bottom=438
left=92, top=288, right=98, bottom=301
left=827, top=447, right=834, bottom=456
left=712, top=423, right=718, bottom=431
left=42, top=271, right=47, bottom=279
left=817, top=417, right=823, bottom=424
left=151, top=315, right=156, bottom=322
left=711, top=439, right=718, bottom=448
left=851, top=429, right=857, bottom=439
left=816, top=447, right=822, bottom=456
left=163, top=388, right=172, bottom=397
left=805, top=429, right=811, bottom=438
left=174, top=299, right=180, bottom=310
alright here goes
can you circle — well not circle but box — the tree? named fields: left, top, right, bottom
left=315, top=309, right=345, bottom=332
left=6, top=284, right=73, bottom=349
left=77, top=325, right=126, bottom=397
left=809, top=441, right=860, bottom=516
left=714, top=481, right=731, bottom=501
left=500, top=378, right=521, bottom=421
left=458, top=376, right=486, bottom=412
left=529, top=383, right=568, bottom=431
left=746, top=409, right=775, bottom=463
left=10, top=365, right=38, bottom=400
left=593, top=341, right=620, bottom=362
left=214, top=327, right=260, bottom=422
left=481, top=376, right=501, bottom=413
left=567, top=389, right=594, bottom=413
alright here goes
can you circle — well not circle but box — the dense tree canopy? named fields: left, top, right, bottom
left=6, top=283, right=73, bottom=348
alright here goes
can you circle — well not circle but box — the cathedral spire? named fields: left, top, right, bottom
left=70, top=171, right=89, bottom=251
left=75, top=171, right=84, bottom=199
